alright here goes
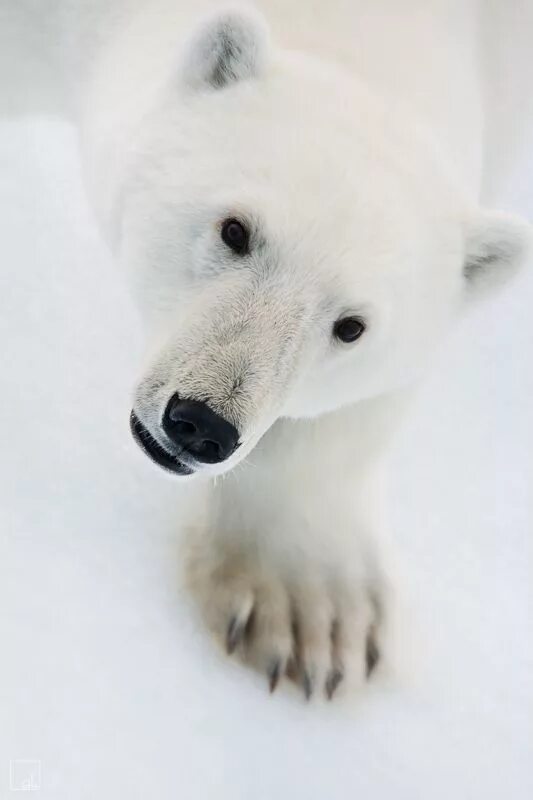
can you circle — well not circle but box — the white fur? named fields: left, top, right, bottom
left=2, top=0, right=530, bottom=699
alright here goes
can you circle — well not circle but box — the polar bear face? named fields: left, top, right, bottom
left=124, top=9, right=530, bottom=476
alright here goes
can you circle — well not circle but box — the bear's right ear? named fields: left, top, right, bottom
left=462, top=210, right=531, bottom=301
left=181, top=8, right=270, bottom=91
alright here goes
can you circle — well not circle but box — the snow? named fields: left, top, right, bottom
left=1, top=23, right=532, bottom=798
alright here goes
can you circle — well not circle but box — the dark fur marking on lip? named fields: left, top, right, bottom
left=129, top=411, right=194, bottom=475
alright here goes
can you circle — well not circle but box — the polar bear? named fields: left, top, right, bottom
left=2, top=0, right=530, bottom=699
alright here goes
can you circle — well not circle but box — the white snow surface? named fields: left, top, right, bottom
left=1, top=14, right=532, bottom=798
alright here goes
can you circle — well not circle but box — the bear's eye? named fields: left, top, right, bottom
left=221, top=218, right=249, bottom=255
left=333, top=316, right=366, bottom=343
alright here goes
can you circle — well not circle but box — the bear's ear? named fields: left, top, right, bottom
left=463, top=210, right=531, bottom=300
left=181, top=8, right=270, bottom=91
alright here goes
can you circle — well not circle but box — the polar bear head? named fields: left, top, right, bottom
left=121, top=8, right=530, bottom=476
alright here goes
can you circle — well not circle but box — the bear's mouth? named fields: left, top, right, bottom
left=129, top=412, right=194, bottom=475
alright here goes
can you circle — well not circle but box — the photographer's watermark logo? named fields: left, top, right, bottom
left=9, top=760, right=41, bottom=792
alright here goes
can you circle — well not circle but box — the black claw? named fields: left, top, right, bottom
left=226, top=616, right=245, bottom=655
left=365, top=633, right=380, bottom=678
left=325, top=668, right=344, bottom=700
left=302, top=670, right=313, bottom=701
left=285, top=655, right=297, bottom=679
left=268, top=660, right=282, bottom=694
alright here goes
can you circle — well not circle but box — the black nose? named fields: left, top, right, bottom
left=162, top=395, right=239, bottom=464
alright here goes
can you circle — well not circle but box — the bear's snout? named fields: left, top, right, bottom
left=162, top=394, right=240, bottom=464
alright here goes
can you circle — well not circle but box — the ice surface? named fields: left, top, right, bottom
left=1, top=15, right=532, bottom=798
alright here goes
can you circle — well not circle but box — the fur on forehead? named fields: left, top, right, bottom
left=181, top=7, right=270, bottom=91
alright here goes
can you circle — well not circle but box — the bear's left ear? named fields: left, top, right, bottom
left=181, top=8, right=270, bottom=92
left=463, top=210, right=531, bottom=300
